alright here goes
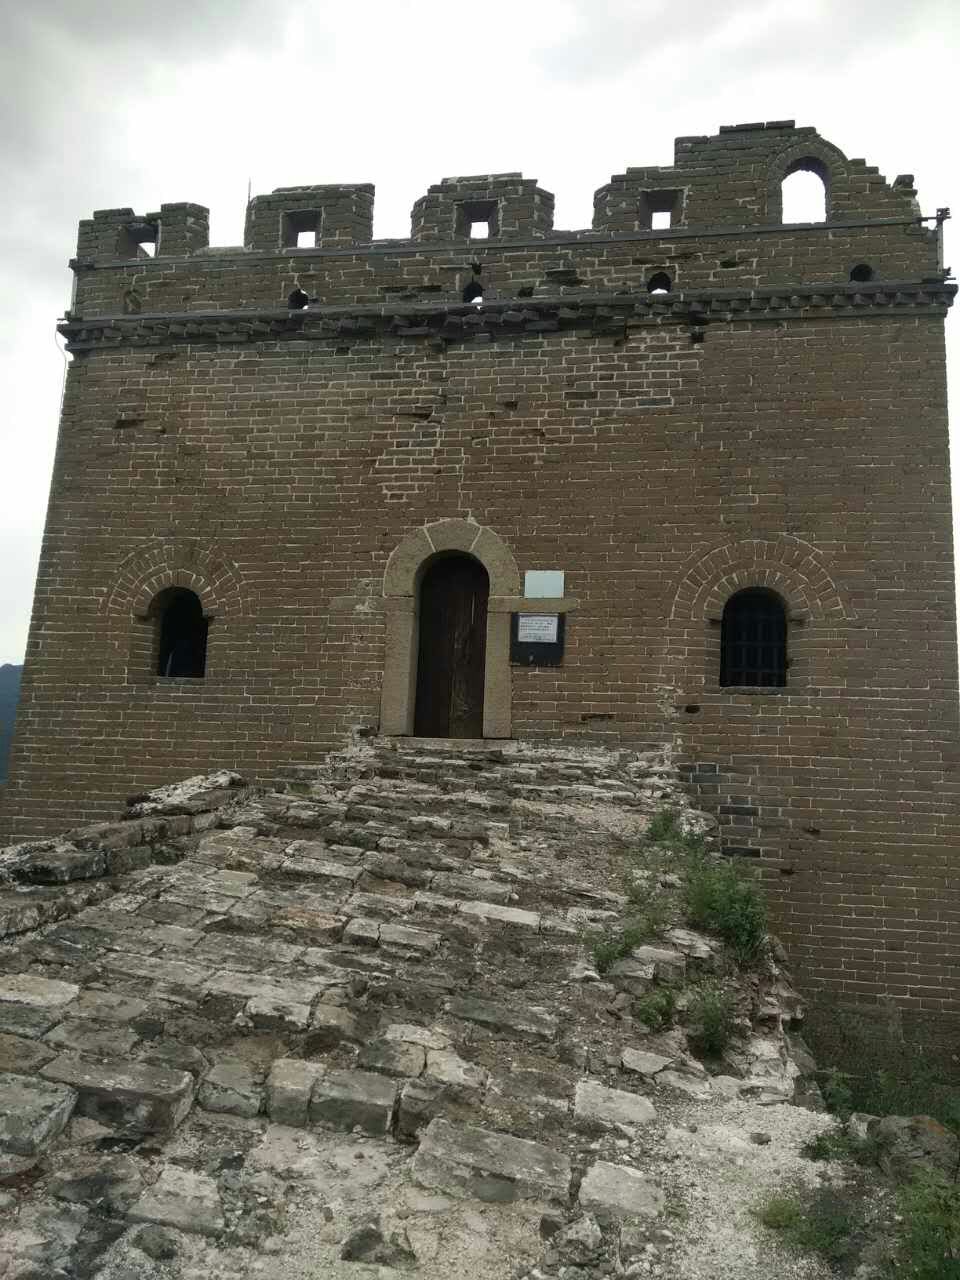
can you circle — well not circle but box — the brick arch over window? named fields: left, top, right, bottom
left=104, top=541, right=245, bottom=622
left=103, top=541, right=244, bottom=682
left=764, top=138, right=848, bottom=224
left=666, top=537, right=850, bottom=692
left=380, top=519, right=520, bottom=738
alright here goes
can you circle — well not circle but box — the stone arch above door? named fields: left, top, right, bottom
left=380, top=519, right=520, bottom=738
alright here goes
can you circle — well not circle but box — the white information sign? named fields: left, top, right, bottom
left=517, top=614, right=559, bottom=644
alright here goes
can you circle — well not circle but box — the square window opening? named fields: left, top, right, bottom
left=455, top=199, right=500, bottom=240
left=638, top=188, right=683, bottom=231
left=282, top=209, right=322, bottom=249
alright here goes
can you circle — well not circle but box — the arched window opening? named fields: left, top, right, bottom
left=463, top=280, right=484, bottom=305
left=647, top=271, right=672, bottom=295
left=849, top=263, right=874, bottom=283
left=780, top=163, right=827, bottom=224
left=154, top=588, right=208, bottom=678
left=720, top=589, right=787, bottom=688
left=287, top=287, right=309, bottom=310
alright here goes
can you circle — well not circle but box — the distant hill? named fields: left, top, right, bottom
left=0, top=664, right=23, bottom=782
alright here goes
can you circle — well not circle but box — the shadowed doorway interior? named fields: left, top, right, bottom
left=414, top=555, right=489, bottom=738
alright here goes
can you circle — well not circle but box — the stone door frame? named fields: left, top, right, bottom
left=380, top=519, right=521, bottom=739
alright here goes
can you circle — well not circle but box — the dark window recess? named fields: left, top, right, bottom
left=647, top=271, right=672, bottom=294
left=638, top=188, right=682, bottom=230
left=720, top=589, right=787, bottom=687
left=156, top=589, right=208, bottom=678
left=455, top=199, right=499, bottom=239
left=463, top=280, right=484, bottom=304
left=281, top=209, right=321, bottom=249
left=849, top=263, right=874, bottom=283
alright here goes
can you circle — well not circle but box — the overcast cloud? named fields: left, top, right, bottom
left=1, top=0, right=957, bottom=663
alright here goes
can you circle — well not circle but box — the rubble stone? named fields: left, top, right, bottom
left=579, top=1160, right=665, bottom=1217
left=197, top=1060, right=263, bottom=1118
left=309, top=1068, right=398, bottom=1135
left=129, top=1165, right=225, bottom=1238
left=447, top=996, right=557, bottom=1042
left=411, top=1118, right=572, bottom=1202
left=574, top=1080, right=656, bottom=1129
left=40, top=1055, right=193, bottom=1132
left=0, top=1070, right=76, bottom=1156
left=266, top=1058, right=325, bottom=1127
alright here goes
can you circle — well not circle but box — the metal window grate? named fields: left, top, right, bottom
left=720, top=589, right=787, bottom=687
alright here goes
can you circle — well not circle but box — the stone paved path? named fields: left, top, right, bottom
left=0, top=739, right=824, bottom=1279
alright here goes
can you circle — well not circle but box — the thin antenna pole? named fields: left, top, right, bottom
left=247, top=177, right=252, bottom=207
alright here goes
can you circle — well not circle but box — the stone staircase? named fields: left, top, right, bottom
left=0, top=738, right=813, bottom=1278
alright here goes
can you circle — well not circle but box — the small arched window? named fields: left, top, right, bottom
left=780, top=160, right=828, bottom=223
left=720, top=589, right=787, bottom=688
left=647, top=271, right=672, bottom=295
left=154, top=588, right=208, bottom=678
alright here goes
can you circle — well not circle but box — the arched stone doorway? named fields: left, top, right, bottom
left=380, top=519, right=521, bottom=739
left=414, top=554, right=489, bottom=738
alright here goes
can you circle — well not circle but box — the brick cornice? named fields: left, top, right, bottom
left=58, top=280, right=956, bottom=351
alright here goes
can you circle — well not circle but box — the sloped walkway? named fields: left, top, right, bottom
left=0, top=739, right=834, bottom=1279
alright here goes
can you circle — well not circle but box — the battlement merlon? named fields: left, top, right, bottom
left=71, top=124, right=934, bottom=265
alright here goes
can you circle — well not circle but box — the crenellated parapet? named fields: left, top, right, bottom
left=244, top=184, right=375, bottom=251
left=594, top=120, right=922, bottom=232
left=65, top=123, right=944, bottom=322
left=410, top=174, right=555, bottom=241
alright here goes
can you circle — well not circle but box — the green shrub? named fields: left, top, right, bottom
left=686, top=983, right=737, bottom=1057
left=802, top=1126, right=858, bottom=1162
left=755, top=1192, right=802, bottom=1230
left=634, top=987, right=676, bottom=1031
left=894, top=1172, right=960, bottom=1280
left=644, top=807, right=706, bottom=856
left=803, top=1008, right=960, bottom=1130
left=819, top=1066, right=855, bottom=1120
left=754, top=1181, right=867, bottom=1272
left=681, top=852, right=767, bottom=966
left=591, top=920, right=649, bottom=975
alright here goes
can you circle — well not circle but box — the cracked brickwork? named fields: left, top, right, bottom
left=3, top=121, right=958, bottom=1036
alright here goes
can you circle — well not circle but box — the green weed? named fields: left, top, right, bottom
left=634, top=987, right=676, bottom=1031
left=754, top=1181, right=868, bottom=1272
left=591, top=920, right=650, bottom=975
left=681, top=851, right=767, bottom=966
left=686, top=982, right=737, bottom=1057
left=893, top=1172, right=960, bottom=1280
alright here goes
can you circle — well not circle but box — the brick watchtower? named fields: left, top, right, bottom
left=5, top=122, right=958, bottom=1045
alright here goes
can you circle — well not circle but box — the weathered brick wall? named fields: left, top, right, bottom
left=5, top=121, right=957, bottom=1030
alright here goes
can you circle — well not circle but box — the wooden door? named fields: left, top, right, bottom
left=414, top=555, right=488, bottom=738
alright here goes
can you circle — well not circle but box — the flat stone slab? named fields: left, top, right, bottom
left=446, top=996, right=557, bottom=1042
left=266, top=1058, right=325, bottom=1127
left=0, top=1070, right=76, bottom=1156
left=0, top=973, right=80, bottom=1010
left=379, top=922, right=442, bottom=956
left=574, top=1080, right=656, bottom=1129
left=40, top=1054, right=194, bottom=1133
left=197, top=1060, right=263, bottom=1118
left=130, top=1166, right=225, bottom=1238
left=432, top=872, right=513, bottom=904
left=0, top=1032, right=57, bottom=1074
left=459, top=901, right=541, bottom=931
left=579, top=1160, right=665, bottom=1217
left=359, top=1038, right=427, bottom=1079
left=412, top=1118, right=572, bottom=1203
left=43, top=1018, right=139, bottom=1058
left=309, top=1069, right=398, bottom=1136
left=424, top=1050, right=487, bottom=1096
left=621, top=1047, right=674, bottom=1077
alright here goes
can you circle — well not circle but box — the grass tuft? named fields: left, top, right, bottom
left=681, top=851, right=767, bottom=967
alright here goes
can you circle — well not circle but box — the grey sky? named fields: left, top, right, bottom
left=1, top=0, right=957, bottom=664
